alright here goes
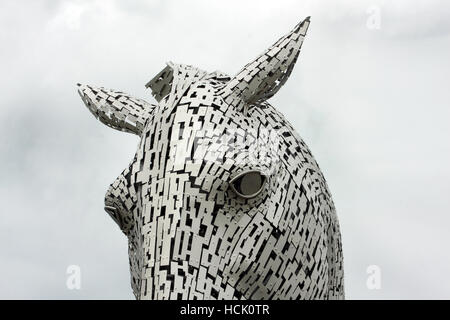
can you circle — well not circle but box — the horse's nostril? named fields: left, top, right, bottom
left=104, top=206, right=117, bottom=215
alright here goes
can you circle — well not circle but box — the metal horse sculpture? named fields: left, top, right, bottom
left=77, top=17, right=344, bottom=300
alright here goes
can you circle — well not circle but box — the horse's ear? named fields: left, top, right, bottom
left=221, top=17, right=310, bottom=105
left=145, top=62, right=208, bottom=107
left=77, top=84, right=155, bottom=135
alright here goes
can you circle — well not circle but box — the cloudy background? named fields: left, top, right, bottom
left=1, top=0, right=449, bottom=299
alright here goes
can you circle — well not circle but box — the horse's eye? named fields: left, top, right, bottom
left=230, top=170, right=267, bottom=199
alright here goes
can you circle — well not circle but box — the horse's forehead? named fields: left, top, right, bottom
left=145, top=82, right=270, bottom=137
left=132, top=88, right=282, bottom=178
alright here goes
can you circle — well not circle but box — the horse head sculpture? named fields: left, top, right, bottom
left=77, top=17, right=344, bottom=300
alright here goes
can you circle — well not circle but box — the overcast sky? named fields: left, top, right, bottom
left=1, top=0, right=449, bottom=299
